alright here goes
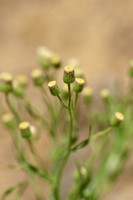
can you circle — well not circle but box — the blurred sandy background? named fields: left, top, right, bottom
left=0, top=0, right=133, bottom=199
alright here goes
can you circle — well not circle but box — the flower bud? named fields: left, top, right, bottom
left=2, top=113, right=15, bottom=129
left=48, top=81, right=60, bottom=96
left=129, top=60, right=133, bottom=77
left=100, top=89, right=110, bottom=103
left=19, top=121, right=31, bottom=138
left=51, top=54, right=61, bottom=69
left=82, top=86, right=93, bottom=103
left=0, top=72, right=13, bottom=93
left=73, top=78, right=85, bottom=93
left=16, top=75, right=28, bottom=88
left=31, top=69, right=44, bottom=86
left=61, top=84, right=68, bottom=99
left=37, top=46, right=53, bottom=69
left=13, top=80, right=25, bottom=97
left=63, top=66, right=75, bottom=84
left=111, top=112, right=124, bottom=127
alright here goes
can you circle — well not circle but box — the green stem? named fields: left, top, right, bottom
left=5, top=94, right=21, bottom=123
left=74, top=92, right=79, bottom=109
left=53, top=84, right=73, bottom=200
left=57, top=95, right=68, bottom=109
left=27, top=139, right=48, bottom=175
left=26, top=170, right=44, bottom=200
left=41, top=86, right=52, bottom=109
left=68, top=84, right=73, bottom=147
left=90, top=127, right=112, bottom=141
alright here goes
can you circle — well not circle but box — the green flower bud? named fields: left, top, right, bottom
left=16, top=75, right=28, bottom=88
left=19, top=121, right=31, bottom=138
left=129, top=60, right=133, bottom=77
left=100, top=89, right=110, bottom=103
left=73, top=78, right=85, bottom=93
left=82, top=86, right=93, bottom=103
left=48, top=81, right=60, bottom=96
left=0, top=73, right=13, bottom=93
left=51, top=54, right=61, bottom=69
left=111, top=112, right=124, bottom=127
left=2, top=113, right=15, bottom=129
left=37, top=46, right=53, bottom=69
left=13, top=80, right=25, bottom=97
left=31, top=69, right=44, bottom=86
left=63, top=66, right=75, bottom=84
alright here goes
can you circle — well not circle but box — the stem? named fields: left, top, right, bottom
left=90, top=127, right=112, bottom=141
left=57, top=95, right=68, bottom=109
left=5, top=94, right=21, bottom=123
left=27, top=139, right=48, bottom=175
left=74, top=92, right=79, bottom=108
left=41, top=86, right=52, bottom=109
left=68, top=84, right=73, bottom=147
left=26, top=170, right=44, bottom=200
left=53, top=84, right=73, bottom=200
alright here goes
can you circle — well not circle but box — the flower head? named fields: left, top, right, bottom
left=48, top=81, right=60, bottom=96
left=0, top=72, right=13, bottom=93
left=63, top=66, right=75, bottom=84
left=16, top=75, right=28, bottom=87
left=37, top=46, right=53, bottom=69
left=31, top=69, right=44, bottom=86
left=19, top=121, right=31, bottom=138
left=73, top=78, right=85, bottom=93
left=100, top=89, right=110, bottom=99
left=111, top=112, right=124, bottom=127
left=51, top=54, right=61, bottom=68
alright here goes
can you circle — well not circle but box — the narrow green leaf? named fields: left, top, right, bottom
left=0, top=182, right=24, bottom=200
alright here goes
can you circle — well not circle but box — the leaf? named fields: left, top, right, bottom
left=17, top=161, right=52, bottom=182
left=0, top=182, right=25, bottom=200
left=71, top=124, right=93, bottom=152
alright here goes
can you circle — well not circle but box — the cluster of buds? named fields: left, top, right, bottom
left=48, top=65, right=85, bottom=98
left=0, top=72, right=13, bottom=93
left=37, top=46, right=61, bottom=70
